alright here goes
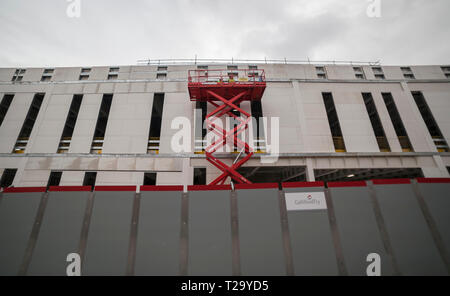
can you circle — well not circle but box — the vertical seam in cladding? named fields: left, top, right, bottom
left=126, top=192, right=140, bottom=276
left=324, top=189, right=348, bottom=276
left=411, top=180, right=450, bottom=275
left=179, top=192, right=189, bottom=276
left=367, top=181, right=402, bottom=276
left=230, top=191, right=241, bottom=276
left=279, top=190, right=295, bottom=275
left=78, top=191, right=95, bottom=273
left=18, top=192, right=49, bottom=276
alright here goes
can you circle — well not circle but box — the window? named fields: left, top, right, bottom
left=156, top=73, right=167, bottom=80
left=47, top=171, right=62, bottom=188
left=41, top=68, right=54, bottom=82
left=197, top=65, right=208, bottom=70
left=372, top=67, right=385, bottom=80
left=316, top=66, right=327, bottom=79
left=193, top=168, right=206, bottom=185
left=401, top=67, right=415, bottom=79
left=79, top=68, right=91, bottom=80
left=0, top=94, right=14, bottom=127
left=353, top=67, right=365, bottom=79
left=90, top=94, right=113, bottom=154
left=143, top=173, right=156, bottom=185
left=322, top=93, right=346, bottom=152
left=251, top=100, right=265, bottom=152
left=148, top=93, right=165, bottom=153
left=194, top=101, right=207, bottom=154
left=362, top=93, right=390, bottom=152
left=157, top=66, right=168, bottom=71
left=249, top=65, right=258, bottom=70
left=441, top=66, right=450, bottom=78
left=107, top=67, right=119, bottom=80
left=411, top=91, right=449, bottom=152
left=0, top=169, right=17, bottom=188
left=83, top=172, right=97, bottom=190
left=12, top=69, right=26, bottom=82
left=382, top=93, right=413, bottom=152
left=13, top=93, right=45, bottom=153
left=58, top=94, right=83, bottom=153
left=227, top=65, right=238, bottom=70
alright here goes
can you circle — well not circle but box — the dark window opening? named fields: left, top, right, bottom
left=107, top=74, right=118, bottom=80
left=91, top=94, right=113, bottom=154
left=0, top=94, right=14, bottom=127
left=13, top=93, right=45, bottom=153
left=322, top=93, right=346, bottom=152
left=193, top=168, right=206, bottom=185
left=237, top=166, right=306, bottom=184
left=83, top=172, right=97, bottom=190
left=251, top=100, right=265, bottom=152
left=195, top=101, right=207, bottom=154
left=227, top=65, right=238, bottom=70
left=148, top=93, right=165, bottom=153
left=143, top=173, right=157, bottom=185
left=362, top=93, right=390, bottom=152
left=315, top=168, right=423, bottom=183
left=0, top=169, right=17, bottom=188
left=382, top=93, right=413, bottom=152
left=412, top=91, right=449, bottom=152
left=156, top=73, right=167, bottom=80
left=58, top=94, right=83, bottom=153
left=47, top=171, right=62, bottom=188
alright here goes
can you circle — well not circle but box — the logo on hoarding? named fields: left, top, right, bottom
left=285, top=192, right=327, bottom=211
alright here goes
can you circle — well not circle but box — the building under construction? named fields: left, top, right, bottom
left=0, top=60, right=450, bottom=276
left=0, top=60, right=450, bottom=188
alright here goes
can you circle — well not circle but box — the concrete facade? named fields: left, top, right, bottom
left=0, top=63, right=449, bottom=187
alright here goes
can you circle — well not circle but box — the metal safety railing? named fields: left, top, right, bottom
left=138, top=58, right=381, bottom=66
left=188, top=69, right=266, bottom=84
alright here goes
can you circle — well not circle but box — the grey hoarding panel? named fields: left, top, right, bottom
left=375, top=184, right=447, bottom=275
left=188, top=190, right=232, bottom=276
left=135, top=191, right=182, bottom=276
left=417, top=183, right=450, bottom=254
left=0, top=193, right=41, bottom=276
left=285, top=187, right=338, bottom=276
left=237, top=188, right=285, bottom=275
left=330, top=186, right=393, bottom=276
left=27, top=191, right=89, bottom=275
left=83, top=191, right=134, bottom=275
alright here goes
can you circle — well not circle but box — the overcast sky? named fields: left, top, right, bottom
left=0, top=0, right=449, bottom=67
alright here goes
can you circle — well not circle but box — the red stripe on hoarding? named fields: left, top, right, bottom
left=372, top=179, right=411, bottom=185
left=327, top=181, right=367, bottom=188
left=282, top=181, right=324, bottom=188
left=234, top=183, right=279, bottom=190
left=187, top=185, right=231, bottom=191
left=140, top=185, right=184, bottom=191
left=3, top=187, right=47, bottom=193
left=48, top=186, right=92, bottom=192
left=417, top=178, right=450, bottom=184
left=94, top=186, right=136, bottom=192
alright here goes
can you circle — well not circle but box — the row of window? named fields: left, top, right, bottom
left=10, top=65, right=450, bottom=83
left=0, top=169, right=157, bottom=190
left=322, top=91, right=449, bottom=153
left=0, top=90, right=448, bottom=155
left=315, top=66, right=450, bottom=80
left=0, top=92, right=165, bottom=154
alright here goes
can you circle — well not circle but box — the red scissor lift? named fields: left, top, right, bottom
left=188, top=69, right=266, bottom=185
